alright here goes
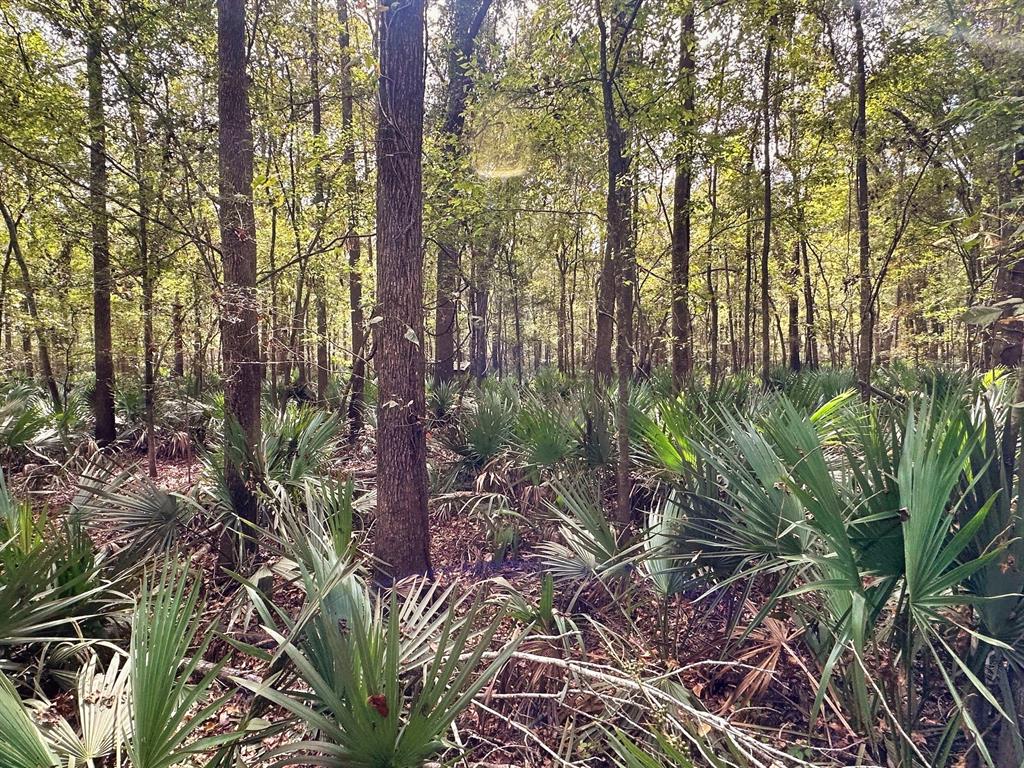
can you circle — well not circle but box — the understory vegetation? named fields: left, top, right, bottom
left=3, top=364, right=1024, bottom=767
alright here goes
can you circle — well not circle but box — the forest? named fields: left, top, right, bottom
left=0, top=0, right=1023, bottom=764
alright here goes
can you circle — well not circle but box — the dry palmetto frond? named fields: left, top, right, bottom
left=721, top=617, right=805, bottom=710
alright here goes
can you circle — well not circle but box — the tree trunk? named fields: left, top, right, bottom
left=309, top=0, right=330, bottom=404
left=217, top=0, right=263, bottom=557
left=372, top=0, right=431, bottom=581
left=470, top=233, right=494, bottom=379
left=671, top=2, right=695, bottom=388
left=130, top=85, right=157, bottom=477
left=853, top=0, right=872, bottom=394
left=759, top=16, right=776, bottom=385
left=743, top=115, right=759, bottom=372
left=87, top=0, right=116, bottom=445
left=708, top=262, right=719, bottom=386
left=788, top=241, right=801, bottom=372
left=434, top=0, right=492, bottom=385
left=595, top=0, right=638, bottom=524
left=338, top=0, right=365, bottom=441
left=0, top=199, right=61, bottom=412
left=172, top=296, right=185, bottom=377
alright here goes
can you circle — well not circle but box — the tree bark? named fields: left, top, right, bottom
left=853, top=0, right=872, bottom=394
left=671, top=2, right=695, bottom=388
left=759, top=15, right=776, bottom=385
left=434, top=0, right=493, bottom=385
left=217, top=0, right=263, bottom=556
left=87, top=0, right=116, bottom=445
left=338, top=0, right=365, bottom=441
left=310, top=0, right=330, bottom=404
left=130, top=82, right=157, bottom=477
left=595, top=0, right=639, bottom=524
left=172, top=296, right=185, bottom=377
left=788, top=240, right=802, bottom=372
left=0, top=198, right=61, bottom=412
left=372, top=0, right=431, bottom=581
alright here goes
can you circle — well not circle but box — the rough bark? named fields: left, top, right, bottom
left=372, top=0, right=431, bottom=581
left=87, top=0, right=116, bottom=445
left=217, top=0, right=263, bottom=555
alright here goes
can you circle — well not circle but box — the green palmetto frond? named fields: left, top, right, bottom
left=71, top=457, right=195, bottom=554
left=443, top=387, right=517, bottom=468
left=239, top=580, right=522, bottom=768
left=536, top=477, right=645, bottom=598
left=126, top=562, right=237, bottom=768
left=0, top=674, right=57, bottom=768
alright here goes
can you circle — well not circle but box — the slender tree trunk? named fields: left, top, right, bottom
left=309, top=0, right=330, bottom=404
left=372, top=0, right=431, bottom=581
left=434, top=0, right=492, bottom=385
left=788, top=240, right=801, bottom=372
left=759, top=15, right=776, bottom=385
left=338, top=0, right=365, bottom=440
left=671, top=2, right=695, bottom=388
left=853, top=0, right=872, bottom=393
left=192, top=275, right=205, bottom=394
left=742, top=115, right=758, bottom=372
left=130, top=87, right=157, bottom=477
left=172, top=296, right=185, bottom=377
left=0, top=199, right=61, bottom=412
left=87, top=0, right=116, bottom=445
left=801, top=233, right=816, bottom=368
left=21, top=303, right=32, bottom=378
left=217, top=0, right=263, bottom=557
left=707, top=262, right=719, bottom=386
left=595, top=0, right=638, bottom=524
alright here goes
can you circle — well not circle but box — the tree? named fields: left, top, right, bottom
left=372, top=0, right=432, bottom=580
left=759, top=12, right=776, bottom=385
left=87, top=0, right=116, bottom=445
left=671, top=1, right=695, bottom=388
left=433, top=0, right=493, bottom=386
left=853, top=0, right=871, bottom=392
left=217, top=0, right=263, bottom=557
left=593, top=0, right=641, bottom=523
left=338, top=0, right=365, bottom=441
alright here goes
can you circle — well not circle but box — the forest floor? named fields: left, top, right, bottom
left=16, top=433, right=917, bottom=767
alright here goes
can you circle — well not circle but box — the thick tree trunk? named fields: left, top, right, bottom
left=853, top=0, right=872, bottom=394
left=217, top=0, right=263, bottom=556
left=372, top=0, right=431, bottom=581
left=87, top=0, right=116, bottom=445
left=671, top=2, right=695, bottom=388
